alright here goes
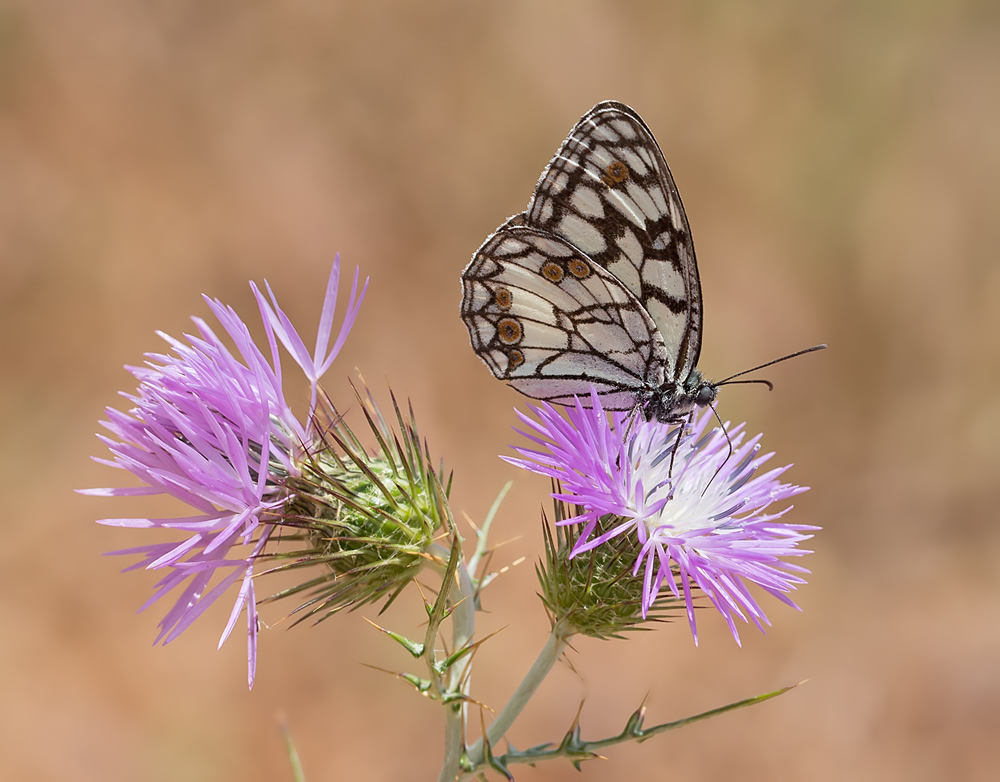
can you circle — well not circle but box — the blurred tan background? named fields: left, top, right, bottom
left=2, top=1, right=998, bottom=780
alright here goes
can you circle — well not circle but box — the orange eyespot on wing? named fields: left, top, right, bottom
left=540, top=261, right=564, bottom=282
left=567, top=258, right=591, bottom=279
left=600, top=160, right=629, bottom=187
left=494, top=286, right=513, bottom=310
left=496, top=317, right=523, bottom=345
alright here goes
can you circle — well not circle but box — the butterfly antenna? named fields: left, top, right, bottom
left=623, top=404, right=641, bottom=441
left=716, top=344, right=827, bottom=386
left=719, top=378, right=774, bottom=391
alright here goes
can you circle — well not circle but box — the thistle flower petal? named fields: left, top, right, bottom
left=82, top=258, right=366, bottom=687
left=253, top=253, right=369, bottom=417
left=505, top=392, right=818, bottom=645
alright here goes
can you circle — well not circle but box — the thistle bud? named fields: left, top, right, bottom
left=538, top=498, right=683, bottom=640
left=269, top=388, right=450, bottom=620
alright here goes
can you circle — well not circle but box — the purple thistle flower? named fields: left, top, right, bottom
left=504, top=389, right=818, bottom=646
left=80, top=255, right=367, bottom=688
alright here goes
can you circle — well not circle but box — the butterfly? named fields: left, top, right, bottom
left=460, top=100, right=823, bottom=424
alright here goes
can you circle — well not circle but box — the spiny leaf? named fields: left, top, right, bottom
left=363, top=617, right=424, bottom=657
left=360, top=664, right=434, bottom=696
left=471, top=683, right=801, bottom=775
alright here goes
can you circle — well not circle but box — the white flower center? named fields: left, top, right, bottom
left=628, top=422, right=741, bottom=539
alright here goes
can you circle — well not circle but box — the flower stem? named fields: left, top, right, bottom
left=435, top=544, right=476, bottom=782
left=439, top=704, right=463, bottom=782
left=279, top=717, right=307, bottom=782
left=464, top=628, right=569, bottom=770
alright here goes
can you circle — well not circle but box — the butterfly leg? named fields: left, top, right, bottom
left=702, top=403, right=733, bottom=495
left=663, top=411, right=696, bottom=497
left=622, top=403, right=644, bottom=442
left=612, top=405, right=644, bottom=472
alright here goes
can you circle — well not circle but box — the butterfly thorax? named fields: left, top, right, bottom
left=640, top=369, right=718, bottom=424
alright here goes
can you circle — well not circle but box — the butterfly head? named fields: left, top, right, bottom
left=692, top=378, right=718, bottom=408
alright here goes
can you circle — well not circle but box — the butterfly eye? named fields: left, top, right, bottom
left=496, top=317, right=523, bottom=345
left=540, top=261, right=564, bottom=283
left=695, top=385, right=717, bottom=407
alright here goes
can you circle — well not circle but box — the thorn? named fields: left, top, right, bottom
left=448, top=592, right=472, bottom=614
left=478, top=704, right=489, bottom=744
left=476, top=549, right=496, bottom=579
left=359, top=662, right=402, bottom=677
left=570, top=698, right=586, bottom=731
left=413, top=548, right=440, bottom=564
left=413, top=580, right=432, bottom=611
left=624, top=697, right=648, bottom=736
left=492, top=535, right=523, bottom=550
left=453, top=694, right=495, bottom=713
left=492, top=555, right=527, bottom=579
left=458, top=625, right=507, bottom=656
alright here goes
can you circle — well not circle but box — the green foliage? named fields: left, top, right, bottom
left=479, top=685, right=799, bottom=775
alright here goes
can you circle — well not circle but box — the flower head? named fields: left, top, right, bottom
left=537, top=496, right=685, bottom=640
left=505, top=390, right=817, bottom=645
left=265, top=386, right=452, bottom=623
left=81, top=256, right=367, bottom=687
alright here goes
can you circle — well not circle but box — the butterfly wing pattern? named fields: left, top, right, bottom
left=461, top=100, right=717, bottom=423
left=525, top=100, right=702, bottom=385
left=462, top=224, right=669, bottom=411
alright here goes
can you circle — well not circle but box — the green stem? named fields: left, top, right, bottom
left=279, top=718, right=307, bottom=782
left=435, top=544, right=476, bottom=782
left=451, top=562, right=477, bottom=739
left=439, top=707, right=463, bottom=782
left=464, top=629, right=569, bottom=770
left=467, top=481, right=511, bottom=578
left=488, top=683, right=799, bottom=772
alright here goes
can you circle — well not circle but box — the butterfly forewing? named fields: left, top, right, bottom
left=524, top=100, right=703, bottom=383
left=461, top=225, right=668, bottom=410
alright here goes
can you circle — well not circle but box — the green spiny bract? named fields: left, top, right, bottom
left=263, top=386, right=451, bottom=623
left=538, top=497, right=682, bottom=640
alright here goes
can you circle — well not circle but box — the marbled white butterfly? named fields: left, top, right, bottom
left=460, top=100, right=823, bottom=423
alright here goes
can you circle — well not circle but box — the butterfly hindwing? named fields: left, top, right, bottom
left=461, top=224, right=668, bottom=410
left=524, top=100, right=703, bottom=384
